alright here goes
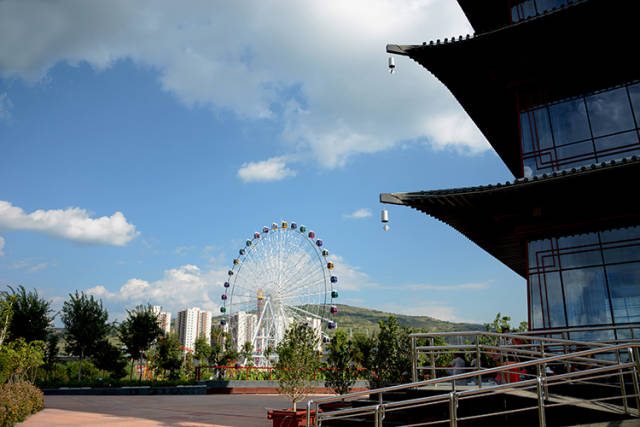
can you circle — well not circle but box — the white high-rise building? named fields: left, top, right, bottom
left=196, top=310, right=212, bottom=345
left=151, top=305, right=171, bottom=335
left=307, top=317, right=322, bottom=351
left=246, top=314, right=257, bottom=349
left=176, top=307, right=213, bottom=352
left=230, top=311, right=258, bottom=352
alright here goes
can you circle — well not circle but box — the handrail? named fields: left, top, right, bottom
left=409, top=324, right=640, bottom=337
left=312, top=343, right=634, bottom=405
left=409, top=330, right=612, bottom=347
left=307, top=342, right=640, bottom=426
left=314, top=362, right=638, bottom=425
left=512, top=324, right=640, bottom=336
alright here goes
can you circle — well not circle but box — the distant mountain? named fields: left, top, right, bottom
left=212, top=304, right=483, bottom=334
left=329, top=304, right=483, bottom=335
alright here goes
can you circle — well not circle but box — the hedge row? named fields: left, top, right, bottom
left=0, top=381, right=44, bottom=426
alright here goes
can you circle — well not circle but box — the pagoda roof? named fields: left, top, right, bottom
left=455, top=0, right=512, bottom=34
left=380, top=156, right=640, bottom=278
left=456, top=0, right=588, bottom=34
left=387, top=0, right=640, bottom=177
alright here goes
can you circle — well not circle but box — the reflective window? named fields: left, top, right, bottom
left=557, top=233, right=600, bottom=269
left=529, top=275, right=544, bottom=329
left=628, top=83, right=640, bottom=125
left=511, top=0, right=568, bottom=23
left=606, top=263, right=640, bottom=323
left=587, top=87, right=635, bottom=137
left=549, top=98, right=591, bottom=146
left=527, top=227, right=640, bottom=330
left=563, top=267, right=611, bottom=326
left=520, top=82, right=640, bottom=176
left=511, top=0, right=537, bottom=23
left=545, top=272, right=567, bottom=328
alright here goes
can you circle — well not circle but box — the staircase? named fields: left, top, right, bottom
left=306, top=328, right=640, bottom=426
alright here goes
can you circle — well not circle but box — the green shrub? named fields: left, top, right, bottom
left=0, top=381, right=44, bottom=426
left=65, top=360, right=100, bottom=382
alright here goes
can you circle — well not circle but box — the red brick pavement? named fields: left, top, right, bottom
left=20, top=394, right=331, bottom=426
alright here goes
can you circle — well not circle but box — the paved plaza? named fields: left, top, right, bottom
left=21, top=394, right=327, bottom=426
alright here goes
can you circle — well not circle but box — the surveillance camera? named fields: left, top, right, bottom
left=388, top=57, right=395, bottom=74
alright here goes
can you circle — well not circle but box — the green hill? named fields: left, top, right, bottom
left=212, top=304, right=483, bottom=334
left=330, top=304, right=483, bottom=335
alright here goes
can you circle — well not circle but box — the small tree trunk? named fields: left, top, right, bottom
left=293, top=400, right=296, bottom=412
left=0, top=311, right=10, bottom=349
left=130, top=358, right=134, bottom=380
left=139, top=356, right=144, bottom=383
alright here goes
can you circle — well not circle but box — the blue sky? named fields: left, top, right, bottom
left=0, top=0, right=525, bottom=326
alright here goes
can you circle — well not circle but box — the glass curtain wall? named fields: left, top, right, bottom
left=528, top=226, right=640, bottom=336
left=519, top=81, right=640, bottom=177
left=510, top=0, right=570, bottom=23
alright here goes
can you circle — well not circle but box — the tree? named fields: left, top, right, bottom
left=6, top=286, right=54, bottom=343
left=43, top=333, right=60, bottom=380
left=373, top=316, right=411, bottom=386
left=157, top=333, right=182, bottom=380
left=264, top=344, right=275, bottom=365
left=194, top=335, right=212, bottom=366
left=485, top=312, right=513, bottom=333
left=183, top=352, right=194, bottom=380
left=209, top=339, right=222, bottom=366
left=118, top=304, right=163, bottom=381
left=275, top=322, right=320, bottom=411
left=0, top=291, right=15, bottom=349
left=210, top=326, right=224, bottom=347
left=207, top=327, right=224, bottom=366
left=325, top=329, right=357, bottom=394
left=351, top=332, right=375, bottom=373
left=61, top=291, right=110, bottom=380
left=484, top=313, right=528, bottom=342
left=92, top=339, right=127, bottom=379
left=220, top=334, right=239, bottom=366
left=240, top=341, right=253, bottom=365
left=0, top=338, right=45, bottom=383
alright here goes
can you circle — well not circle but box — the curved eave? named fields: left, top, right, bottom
left=456, top=0, right=512, bottom=34
left=387, top=0, right=640, bottom=177
left=456, top=0, right=589, bottom=34
left=380, top=158, right=640, bottom=278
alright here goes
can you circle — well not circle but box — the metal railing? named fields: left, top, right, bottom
left=408, top=329, right=639, bottom=385
left=307, top=333, right=640, bottom=427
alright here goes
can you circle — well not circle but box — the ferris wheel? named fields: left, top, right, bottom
left=219, top=221, right=339, bottom=366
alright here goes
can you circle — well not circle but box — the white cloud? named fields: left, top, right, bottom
left=8, top=259, right=54, bottom=273
left=0, top=200, right=139, bottom=246
left=86, top=264, right=226, bottom=318
left=343, top=208, right=372, bottom=219
left=0, top=0, right=488, bottom=171
left=328, top=255, right=380, bottom=291
left=174, top=246, right=193, bottom=256
left=422, top=113, right=489, bottom=152
left=0, top=236, right=4, bottom=255
left=237, top=157, right=296, bottom=183
left=0, top=93, right=12, bottom=122
left=402, top=281, right=491, bottom=291
left=82, top=252, right=375, bottom=318
left=374, top=301, right=459, bottom=322
left=27, top=263, right=48, bottom=273
left=10, top=260, right=28, bottom=270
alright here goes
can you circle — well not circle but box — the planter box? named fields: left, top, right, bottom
left=267, top=408, right=317, bottom=427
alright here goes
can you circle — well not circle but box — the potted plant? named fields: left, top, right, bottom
left=268, top=322, right=320, bottom=427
